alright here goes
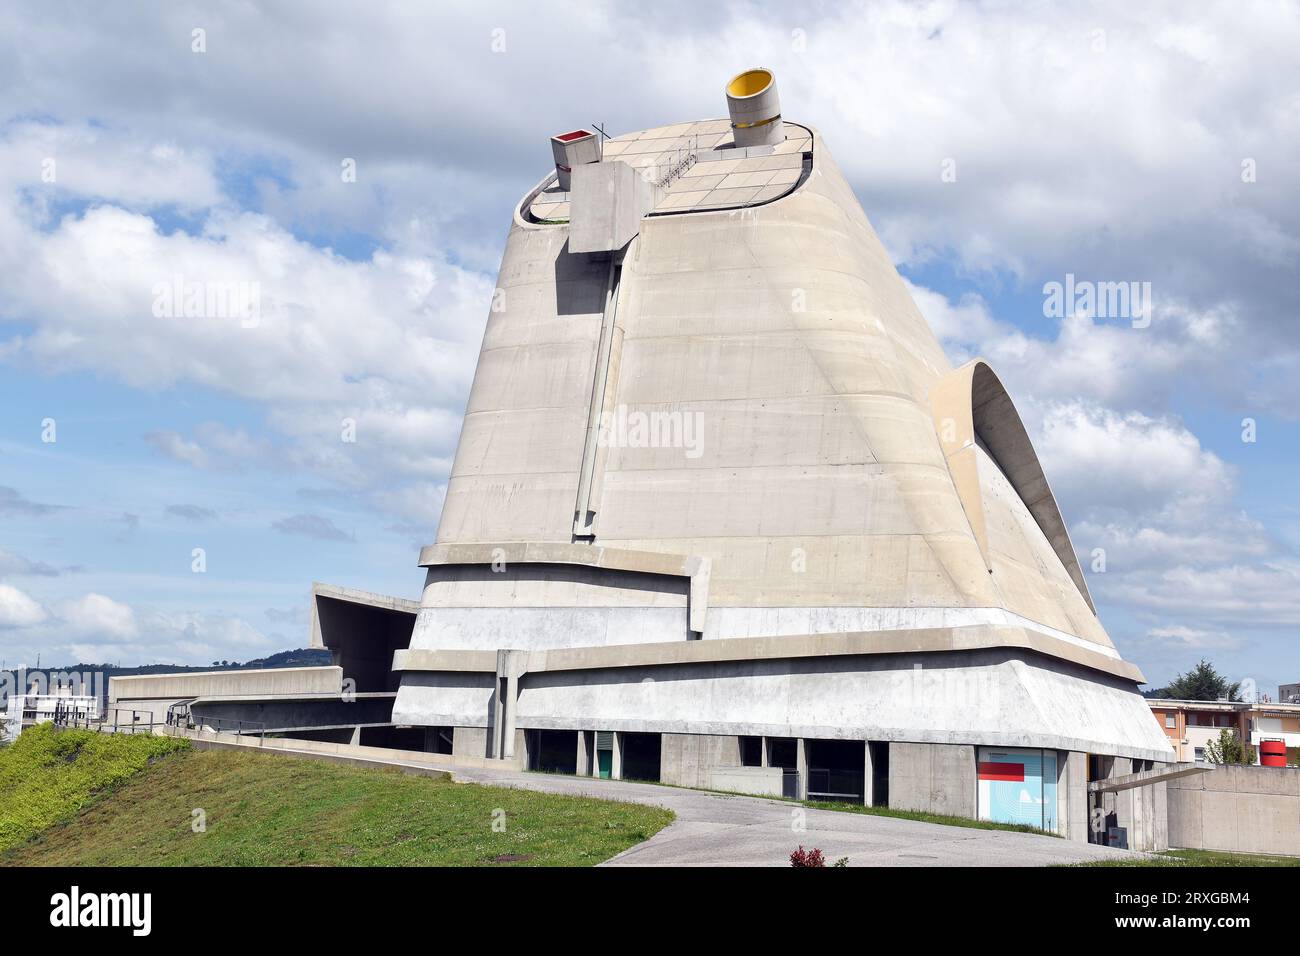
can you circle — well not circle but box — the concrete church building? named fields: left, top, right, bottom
left=309, top=69, right=1174, bottom=846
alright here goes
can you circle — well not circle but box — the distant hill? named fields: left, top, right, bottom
left=41, top=647, right=332, bottom=677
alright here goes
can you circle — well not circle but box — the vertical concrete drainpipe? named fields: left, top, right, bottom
left=725, top=68, right=783, bottom=147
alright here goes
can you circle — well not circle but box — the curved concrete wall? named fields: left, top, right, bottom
left=399, top=113, right=1168, bottom=760
left=428, top=123, right=1121, bottom=665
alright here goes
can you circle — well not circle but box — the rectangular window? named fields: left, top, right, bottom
left=1165, top=714, right=1176, bottom=729
left=977, top=747, right=1058, bottom=832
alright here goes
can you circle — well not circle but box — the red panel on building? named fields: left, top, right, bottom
left=978, top=761, right=1025, bottom=782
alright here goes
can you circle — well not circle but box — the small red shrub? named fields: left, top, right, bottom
left=789, top=845, right=826, bottom=867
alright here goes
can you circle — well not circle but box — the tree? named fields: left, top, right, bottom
left=1203, top=728, right=1255, bottom=765
left=1159, top=660, right=1240, bottom=702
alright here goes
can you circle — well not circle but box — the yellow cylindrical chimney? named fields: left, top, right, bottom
left=725, top=68, right=783, bottom=147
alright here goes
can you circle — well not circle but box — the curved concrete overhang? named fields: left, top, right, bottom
left=930, top=359, right=1096, bottom=614
left=310, top=581, right=419, bottom=650
left=392, top=622, right=1145, bottom=684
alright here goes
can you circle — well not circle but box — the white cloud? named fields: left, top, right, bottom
left=57, top=593, right=138, bottom=639
left=0, top=121, right=220, bottom=213
left=1108, top=561, right=1300, bottom=628
left=0, top=547, right=59, bottom=577
left=0, top=584, right=47, bottom=628
left=0, top=140, right=492, bottom=523
left=271, top=513, right=354, bottom=542
left=145, top=430, right=210, bottom=468
left=5, top=597, right=275, bottom=666
left=1036, top=401, right=1234, bottom=516
left=1143, top=624, right=1244, bottom=652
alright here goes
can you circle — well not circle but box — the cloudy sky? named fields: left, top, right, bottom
left=0, top=2, right=1296, bottom=694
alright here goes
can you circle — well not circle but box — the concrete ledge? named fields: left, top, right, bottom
left=174, top=726, right=524, bottom=774
left=393, top=623, right=1143, bottom=684
left=110, top=665, right=343, bottom=704
left=189, top=691, right=396, bottom=705
left=1090, top=763, right=1211, bottom=794
left=417, top=542, right=711, bottom=632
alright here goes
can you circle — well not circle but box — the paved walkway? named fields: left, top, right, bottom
left=450, top=766, right=1144, bottom=867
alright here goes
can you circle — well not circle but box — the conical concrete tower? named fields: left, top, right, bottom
left=383, top=69, right=1171, bottom=837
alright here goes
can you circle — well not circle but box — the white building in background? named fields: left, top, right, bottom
left=2, top=685, right=100, bottom=742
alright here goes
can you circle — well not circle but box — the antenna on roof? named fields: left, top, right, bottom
left=592, top=122, right=610, bottom=160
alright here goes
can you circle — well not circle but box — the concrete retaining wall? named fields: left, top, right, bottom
left=710, top=766, right=784, bottom=796
left=176, top=726, right=520, bottom=772
left=110, top=666, right=343, bottom=706
left=660, top=732, right=742, bottom=788
left=1168, top=765, right=1300, bottom=856
left=888, top=742, right=976, bottom=818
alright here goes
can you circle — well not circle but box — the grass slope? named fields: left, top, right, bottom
left=5, top=746, right=673, bottom=866
left=0, top=724, right=187, bottom=853
left=803, top=799, right=1060, bottom=836
left=1075, top=848, right=1300, bottom=867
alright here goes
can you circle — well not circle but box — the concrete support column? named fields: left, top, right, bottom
left=492, top=649, right=527, bottom=762
left=1063, top=751, right=1088, bottom=842
left=1153, top=779, right=1169, bottom=852
left=796, top=737, right=809, bottom=800
left=348, top=725, right=361, bottom=746
left=501, top=673, right=519, bottom=759
left=489, top=680, right=504, bottom=759
left=577, top=730, right=591, bottom=776
left=759, top=736, right=769, bottom=768
left=611, top=731, right=623, bottom=780
left=862, top=741, right=873, bottom=807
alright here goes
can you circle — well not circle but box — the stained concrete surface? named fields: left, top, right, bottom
left=450, top=765, right=1144, bottom=867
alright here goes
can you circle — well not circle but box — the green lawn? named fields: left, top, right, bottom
left=803, top=799, right=1060, bottom=837
left=3, top=738, right=672, bottom=866
left=0, top=723, right=187, bottom=853
left=1075, top=848, right=1300, bottom=867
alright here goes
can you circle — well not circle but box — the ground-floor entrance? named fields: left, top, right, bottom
left=620, top=732, right=662, bottom=782
left=527, top=729, right=579, bottom=774
left=805, top=738, right=866, bottom=803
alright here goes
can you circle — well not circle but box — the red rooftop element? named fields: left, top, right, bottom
left=554, top=129, right=593, bottom=142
